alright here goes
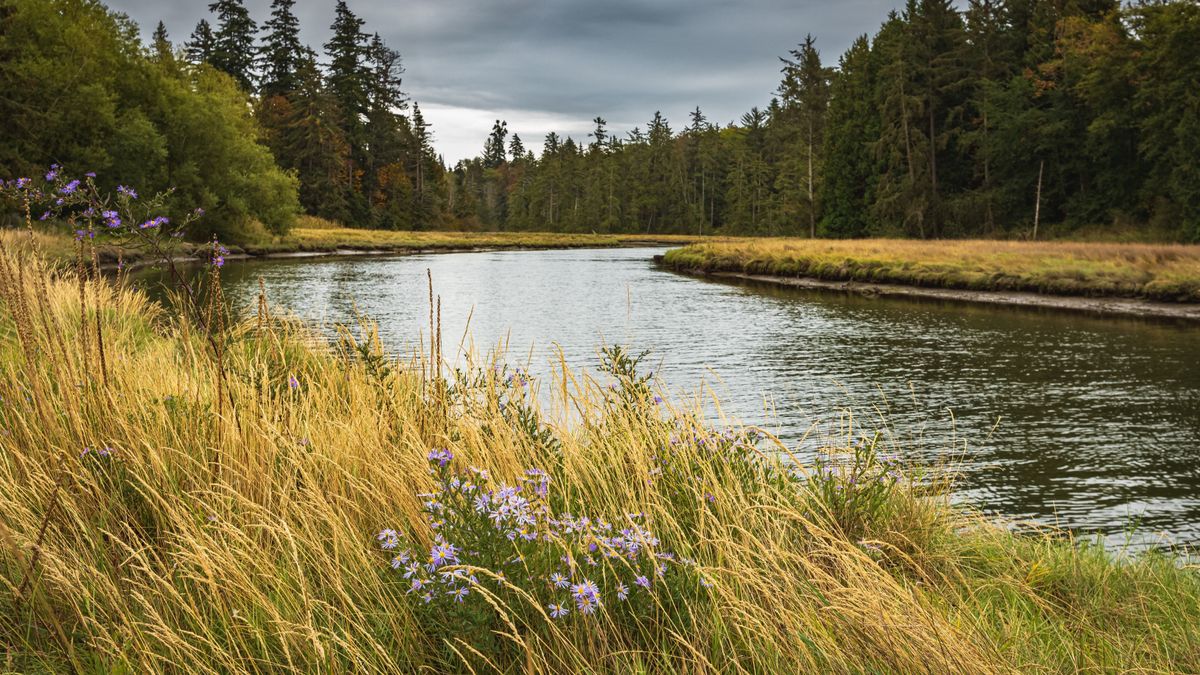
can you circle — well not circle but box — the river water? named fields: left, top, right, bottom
left=134, top=247, right=1200, bottom=548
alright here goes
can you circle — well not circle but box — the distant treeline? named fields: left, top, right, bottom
left=1, top=0, right=1197, bottom=242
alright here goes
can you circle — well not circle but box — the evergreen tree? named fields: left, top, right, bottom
left=821, top=35, right=878, bottom=237
left=776, top=34, right=830, bottom=236
left=151, top=21, right=173, bottom=62
left=185, top=19, right=216, bottom=64
left=259, top=0, right=303, bottom=97
left=483, top=120, right=508, bottom=168
left=207, top=0, right=258, bottom=90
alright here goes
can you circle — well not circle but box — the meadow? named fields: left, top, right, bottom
left=0, top=230, right=1198, bottom=673
left=663, top=238, right=1200, bottom=302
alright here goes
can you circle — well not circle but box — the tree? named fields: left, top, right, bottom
left=483, top=120, right=508, bottom=168
left=207, top=0, right=258, bottom=90
left=259, top=0, right=303, bottom=97
left=185, top=19, right=216, bottom=64
left=821, top=35, right=878, bottom=237
left=776, top=34, right=831, bottom=236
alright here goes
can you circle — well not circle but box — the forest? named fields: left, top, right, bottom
left=1, top=0, right=1198, bottom=242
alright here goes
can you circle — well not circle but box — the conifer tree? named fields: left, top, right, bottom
left=207, top=0, right=258, bottom=90
left=185, top=19, right=216, bottom=64
left=259, top=0, right=303, bottom=97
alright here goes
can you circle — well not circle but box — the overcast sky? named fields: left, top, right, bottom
left=106, top=0, right=900, bottom=163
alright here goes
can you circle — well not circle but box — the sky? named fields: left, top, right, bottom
left=106, top=0, right=902, bottom=164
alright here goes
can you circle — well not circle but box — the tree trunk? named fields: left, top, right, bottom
left=1033, top=159, right=1044, bottom=240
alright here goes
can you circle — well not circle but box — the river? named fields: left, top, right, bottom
left=133, top=247, right=1200, bottom=548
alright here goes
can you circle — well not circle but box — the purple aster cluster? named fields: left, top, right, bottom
left=2, top=168, right=216, bottom=268
left=377, top=447, right=714, bottom=621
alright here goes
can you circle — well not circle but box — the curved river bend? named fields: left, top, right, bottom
left=136, top=247, right=1200, bottom=547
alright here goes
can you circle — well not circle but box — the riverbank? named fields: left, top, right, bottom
left=667, top=266, right=1200, bottom=322
left=1, top=246, right=1198, bottom=672
left=1, top=220, right=702, bottom=268
left=662, top=239, right=1200, bottom=305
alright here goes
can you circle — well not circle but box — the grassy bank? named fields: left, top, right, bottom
left=1, top=244, right=1198, bottom=673
left=249, top=216, right=702, bottom=254
left=2, top=218, right=701, bottom=267
left=663, top=239, right=1200, bottom=302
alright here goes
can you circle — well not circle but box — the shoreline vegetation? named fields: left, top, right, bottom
left=1, top=245, right=1198, bottom=672
left=662, top=239, right=1200, bottom=306
left=0, top=219, right=702, bottom=269
left=11, top=223, right=1200, bottom=320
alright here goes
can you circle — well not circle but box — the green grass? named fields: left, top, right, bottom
left=663, top=238, right=1200, bottom=302
left=0, top=243, right=1197, bottom=673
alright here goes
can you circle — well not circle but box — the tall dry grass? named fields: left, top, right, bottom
left=0, top=242, right=1197, bottom=673
left=664, top=238, right=1200, bottom=301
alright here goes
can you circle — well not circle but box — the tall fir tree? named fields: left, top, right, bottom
left=207, top=0, right=258, bottom=90
left=185, top=19, right=216, bottom=64
left=259, top=0, right=303, bottom=97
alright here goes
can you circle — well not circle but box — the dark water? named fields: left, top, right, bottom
left=134, top=248, right=1200, bottom=547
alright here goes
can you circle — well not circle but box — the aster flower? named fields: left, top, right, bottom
left=616, top=582, right=629, bottom=601
left=45, top=165, right=60, bottom=181
left=116, top=185, right=137, bottom=199
left=288, top=375, right=300, bottom=390
left=377, top=529, right=400, bottom=550
left=101, top=210, right=121, bottom=228
left=549, top=572, right=569, bottom=589
left=449, top=587, right=469, bottom=603
left=60, top=180, right=80, bottom=195
left=547, top=603, right=568, bottom=619
left=634, top=575, right=650, bottom=590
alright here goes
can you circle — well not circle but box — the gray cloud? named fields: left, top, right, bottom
left=107, top=0, right=902, bottom=161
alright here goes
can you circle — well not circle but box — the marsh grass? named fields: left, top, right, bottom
left=664, top=238, right=1200, bottom=302
left=0, top=244, right=1198, bottom=673
left=240, top=217, right=703, bottom=256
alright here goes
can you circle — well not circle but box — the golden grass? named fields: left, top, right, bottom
left=663, top=238, right=1200, bottom=302
left=0, top=242, right=1197, bottom=673
left=247, top=216, right=703, bottom=255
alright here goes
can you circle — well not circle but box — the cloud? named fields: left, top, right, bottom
left=106, top=0, right=901, bottom=162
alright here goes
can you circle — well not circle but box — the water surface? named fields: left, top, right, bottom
left=135, top=247, right=1200, bottom=547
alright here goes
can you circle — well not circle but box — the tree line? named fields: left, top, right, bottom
left=2, top=0, right=1197, bottom=242
left=455, top=0, right=1199, bottom=241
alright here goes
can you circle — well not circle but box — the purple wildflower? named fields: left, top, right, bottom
left=288, top=375, right=299, bottom=390
left=449, top=587, right=469, bottom=603
left=60, top=180, right=80, bottom=195
left=102, top=210, right=121, bottom=228
left=549, top=572, right=569, bottom=589
left=116, top=185, right=137, bottom=199
left=547, top=603, right=569, bottom=619
left=377, top=529, right=400, bottom=550
left=45, top=165, right=59, bottom=181
left=616, top=582, right=629, bottom=601
left=634, top=575, right=651, bottom=590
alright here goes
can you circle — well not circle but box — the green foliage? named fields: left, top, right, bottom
left=0, top=0, right=298, bottom=243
